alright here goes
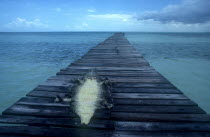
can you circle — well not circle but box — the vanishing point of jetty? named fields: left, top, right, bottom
left=0, top=33, right=210, bottom=136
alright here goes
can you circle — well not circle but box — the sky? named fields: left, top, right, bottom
left=0, top=0, right=210, bottom=32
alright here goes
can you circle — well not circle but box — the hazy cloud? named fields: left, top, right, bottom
left=88, top=14, right=132, bottom=22
left=73, top=23, right=89, bottom=30
left=55, top=8, right=61, bottom=12
left=136, top=0, right=210, bottom=24
left=87, top=9, right=96, bottom=13
left=82, top=23, right=89, bottom=27
left=6, top=18, right=48, bottom=28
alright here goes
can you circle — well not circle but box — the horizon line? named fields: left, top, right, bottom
left=0, top=31, right=210, bottom=33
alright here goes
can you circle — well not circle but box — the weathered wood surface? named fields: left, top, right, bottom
left=0, top=32, right=209, bottom=137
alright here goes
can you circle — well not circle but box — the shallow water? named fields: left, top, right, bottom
left=0, top=32, right=210, bottom=114
left=0, top=32, right=112, bottom=112
left=126, top=32, right=210, bottom=113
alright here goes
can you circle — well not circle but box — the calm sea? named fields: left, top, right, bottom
left=0, top=32, right=210, bottom=113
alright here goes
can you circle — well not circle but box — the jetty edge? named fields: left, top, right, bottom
left=0, top=32, right=210, bottom=137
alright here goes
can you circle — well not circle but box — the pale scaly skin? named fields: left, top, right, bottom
left=75, top=78, right=101, bottom=124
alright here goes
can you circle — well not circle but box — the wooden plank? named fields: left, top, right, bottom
left=16, top=97, right=70, bottom=107
left=76, top=58, right=143, bottom=61
left=0, top=115, right=114, bottom=129
left=57, top=71, right=161, bottom=77
left=58, top=70, right=159, bottom=75
left=27, top=90, right=185, bottom=100
left=89, top=48, right=137, bottom=50
left=113, top=83, right=176, bottom=88
left=112, top=88, right=181, bottom=94
left=80, top=57, right=143, bottom=60
left=112, top=105, right=205, bottom=114
left=81, top=56, right=143, bottom=59
left=111, top=112, right=210, bottom=122
left=114, top=121, right=210, bottom=131
left=0, top=126, right=113, bottom=137
left=16, top=97, right=196, bottom=107
left=101, top=78, right=170, bottom=83
left=60, top=68, right=158, bottom=73
left=27, top=90, right=67, bottom=98
left=18, top=97, right=55, bottom=104
left=86, top=52, right=119, bottom=54
left=84, top=53, right=141, bottom=56
left=51, top=73, right=167, bottom=79
left=2, top=104, right=110, bottom=119
left=39, top=80, right=73, bottom=87
left=87, top=51, right=139, bottom=54
left=83, top=54, right=142, bottom=57
left=49, top=75, right=169, bottom=84
left=91, top=48, right=133, bottom=50
left=112, top=131, right=210, bottom=137
left=75, top=60, right=147, bottom=64
left=70, top=63, right=148, bottom=67
left=66, top=66, right=155, bottom=71
left=53, top=73, right=164, bottom=78
left=33, top=85, right=70, bottom=92
left=88, top=49, right=118, bottom=51
left=113, top=99, right=197, bottom=106
left=77, top=58, right=141, bottom=61
left=112, top=93, right=187, bottom=99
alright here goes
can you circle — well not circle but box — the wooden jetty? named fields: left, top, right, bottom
left=0, top=33, right=210, bottom=136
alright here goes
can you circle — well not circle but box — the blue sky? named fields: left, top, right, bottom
left=0, top=0, right=210, bottom=32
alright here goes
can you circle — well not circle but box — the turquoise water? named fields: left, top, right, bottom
left=126, top=32, right=210, bottom=113
left=0, top=32, right=113, bottom=112
left=0, top=32, right=210, bottom=113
